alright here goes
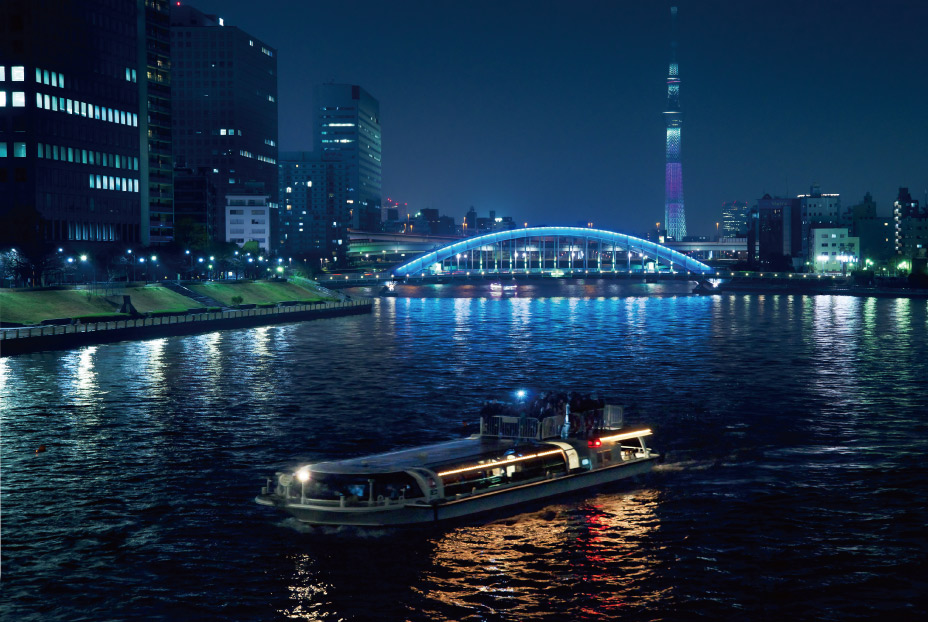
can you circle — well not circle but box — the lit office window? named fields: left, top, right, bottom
left=12, top=66, right=24, bottom=81
left=37, top=143, right=44, bottom=158
left=14, top=142, right=26, bottom=157
left=35, top=67, right=40, bottom=82
left=44, top=94, right=50, bottom=109
left=51, top=72, right=57, bottom=87
left=12, top=91, right=25, bottom=107
left=43, top=69, right=49, bottom=84
left=0, top=67, right=5, bottom=81
left=89, top=174, right=94, bottom=188
left=58, top=73, right=64, bottom=88
left=0, top=142, right=6, bottom=157
left=0, top=91, right=6, bottom=107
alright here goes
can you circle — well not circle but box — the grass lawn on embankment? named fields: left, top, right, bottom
left=186, top=280, right=327, bottom=306
left=0, top=286, right=201, bottom=326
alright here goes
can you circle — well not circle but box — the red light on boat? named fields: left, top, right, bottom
left=588, top=439, right=602, bottom=448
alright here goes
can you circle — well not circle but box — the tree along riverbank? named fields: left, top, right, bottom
left=0, top=299, right=371, bottom=357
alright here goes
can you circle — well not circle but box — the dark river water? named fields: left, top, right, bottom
left=2, top=281, right=927, bottom=621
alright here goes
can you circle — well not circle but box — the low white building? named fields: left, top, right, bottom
left=812, top=226, right=859, bottom=274
left=226, top=194, right=270, bottom=252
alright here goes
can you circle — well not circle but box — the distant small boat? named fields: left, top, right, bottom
left=692, top=279, right=718, bottom=295
left=490, top=282, right=517, bottom=293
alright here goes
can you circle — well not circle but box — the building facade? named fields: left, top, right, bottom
left=226, top=193, right=270, bottom=252
left=720, top=200, right=748, bottom=237
left=893, top=187, right=926, bottom=261
left=170, top=4, right=278, bottom=246
left=278, top=152, right=351, bottom=265
left=798, top=185, right=842, bottom=263
left=145, top=0, right=174, bottom=244
left=756, top=194, right=802, bottom=269
left=811, top=226, right=859, bottom=273
left=313, top=84, right=381, bottom=232
left=1, top=0, right=152, bottom=248
left=663, top=6, right=687, bottom=241
left=173, top=166, right=217, bottom=247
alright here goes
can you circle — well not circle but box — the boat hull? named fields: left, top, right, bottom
left=256, top=455, right=657, bottom=527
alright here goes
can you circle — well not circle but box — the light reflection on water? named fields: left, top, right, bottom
left=1, top=287, right=926, bottom=622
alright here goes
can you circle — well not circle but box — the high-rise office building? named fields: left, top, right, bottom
left=893, top=187, right=926, bottom=259
left=170, top=3, right=278, bottom=245
left=756, top=194, right=802, bottom=269
left=1, top=0, right=154, bottom=248
left=145, top=0, right=174, bottom=244
left=663, top=6, right=687, bottom=241
left=314, top=84, right=381, bottom=231
left=798, top=185, right=842, bottom=261
left=278, top=152, right=351, bottom=265
left=720, top=200, right=748, bottom=237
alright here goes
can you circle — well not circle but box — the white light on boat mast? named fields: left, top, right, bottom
left=597, top=429, right=653, bottom=444
left=437, top=449, right=562, bottom=477
left=296, top=467, right=310, bottom=482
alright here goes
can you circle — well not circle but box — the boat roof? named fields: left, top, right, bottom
left=308, top=436, right=534, bottom=475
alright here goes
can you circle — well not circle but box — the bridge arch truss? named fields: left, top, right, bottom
left=391, top=226, right=713, bottom=277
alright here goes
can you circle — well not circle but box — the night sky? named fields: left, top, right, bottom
left=183, top=0, right=927, bottom=236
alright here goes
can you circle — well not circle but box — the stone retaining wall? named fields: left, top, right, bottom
left=0, top=299, right=372, bottom=357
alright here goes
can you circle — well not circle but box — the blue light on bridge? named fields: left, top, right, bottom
left=391, top=226, right=713, bottom=276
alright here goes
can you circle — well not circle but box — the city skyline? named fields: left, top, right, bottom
left=182, top=0, right=927, bottom=236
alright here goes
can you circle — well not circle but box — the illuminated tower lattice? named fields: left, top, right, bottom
left=664, top=6, right=687, bottom=240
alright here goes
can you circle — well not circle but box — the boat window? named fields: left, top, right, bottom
left=302, top=472, right=423, bottom=501
left=371, top=472, right=422, bottom=500
left=439, top=448, right=566, bottom=497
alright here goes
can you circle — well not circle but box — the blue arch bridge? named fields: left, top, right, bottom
left=386, top=226, right=715, bottom=280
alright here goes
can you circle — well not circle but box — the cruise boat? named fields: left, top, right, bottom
left=255, top=403, right=657, bottom=527
left=489, top=281, right=518, bottom=293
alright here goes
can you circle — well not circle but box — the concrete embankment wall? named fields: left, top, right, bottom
left=0, top=299, right=372, bottom=357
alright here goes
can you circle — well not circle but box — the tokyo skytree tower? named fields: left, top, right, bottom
left=664, top=6, right=687, bottom=240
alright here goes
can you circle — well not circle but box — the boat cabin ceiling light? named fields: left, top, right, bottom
left=596, top=429, right=653, bottom=444
left=437, top=449, right=562, bottom=478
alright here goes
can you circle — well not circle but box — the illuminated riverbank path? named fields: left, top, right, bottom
left=390, top=226, right=714, bottom=277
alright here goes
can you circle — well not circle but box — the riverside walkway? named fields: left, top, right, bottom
left=0, top=298, right=372, bottom=357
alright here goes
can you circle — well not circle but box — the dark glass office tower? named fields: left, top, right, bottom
left=170, top=3, right=278, bottom=246
left=314, top=84, right=381, bottom=232
left=145, top=0, right=174, bottom=244
left=1, top=0, right=146, bottom=247
left=278, top=152, right=351, bottom=266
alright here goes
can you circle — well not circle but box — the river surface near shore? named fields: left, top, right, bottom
left=2, top=282, right=927, bottom=621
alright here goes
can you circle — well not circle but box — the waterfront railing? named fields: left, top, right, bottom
left=0, top=298, right=370, bottom=341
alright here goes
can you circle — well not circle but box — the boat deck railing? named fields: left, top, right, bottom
left=480, top=405, right=625, bottom=440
